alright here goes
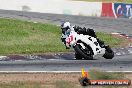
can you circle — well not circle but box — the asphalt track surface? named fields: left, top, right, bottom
left=0, top=54, right=132, bottom=71
left=0, top=9, right=132, bottom=72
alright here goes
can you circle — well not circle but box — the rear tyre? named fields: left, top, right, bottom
left=74, top=44, right=93, bottom=60
left=103, top=46, right=114, bottom=59
left=75, top=53, right=82, bottom=60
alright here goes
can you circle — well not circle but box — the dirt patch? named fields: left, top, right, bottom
left=0, top=73, right=79, bottom=83
left=111, top=34, right=132, bottom=48
left=0, top=73, right=81, bottom=88
left=0, top=73, right=131, bottom=88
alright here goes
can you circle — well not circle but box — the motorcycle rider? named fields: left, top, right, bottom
left=60, top=22, right=105, bottom=49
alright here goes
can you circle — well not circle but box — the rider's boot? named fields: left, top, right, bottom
left=96, top=38, right=106, bottom=48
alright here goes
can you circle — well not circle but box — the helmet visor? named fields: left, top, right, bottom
left=61, top=27, right=69, bottom=34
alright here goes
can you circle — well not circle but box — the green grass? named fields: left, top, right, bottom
left=73, top=0, right=132, bottom=3
left=89, top=70, right=125, bottom=80
left=0, top=18, right=67, bottom=54
left=0, top=18, right=123, bottom=54
left=96, top=32, right=123, bottom=47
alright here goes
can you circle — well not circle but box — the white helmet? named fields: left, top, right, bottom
left=61, top=22, right=71, bottom=34
left=61, top=22, right=71, bottom=29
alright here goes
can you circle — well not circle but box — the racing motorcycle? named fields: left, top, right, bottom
left=65, top=29, right=114, bottom=60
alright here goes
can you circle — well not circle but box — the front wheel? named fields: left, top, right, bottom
left=103, top=46, right=114, bottom=59
left=74, top=44, right=93, bottom=60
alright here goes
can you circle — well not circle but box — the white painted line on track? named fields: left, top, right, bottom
left=0, top=71, right=132, bottom=73
left=111, top=33, right=120, bottom=35
left=106, top=71, right=132, bottom=73
left=0, top=71, right=81, bottom=73
left=0, top=56, right=7, bottom=58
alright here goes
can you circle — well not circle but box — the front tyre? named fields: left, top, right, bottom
left=74, top=44, right=93, bottom=60
left=103, top=46, right=114, bottom=59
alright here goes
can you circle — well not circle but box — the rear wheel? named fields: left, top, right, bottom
left=74, top=44, right=93, bottom=60
left=103, top=46, right=114, bottom=59
left=75, top=53, right=82, bottom=60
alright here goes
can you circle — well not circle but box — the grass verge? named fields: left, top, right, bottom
left=96, top=32, right=123, bottom=48
left=89, top=70, right=125, bottom=80
left=0, top=18, right=123, bottom=54
left=0, top=18, right=66, bottom=54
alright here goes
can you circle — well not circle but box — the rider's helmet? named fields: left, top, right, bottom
left=61, top=22, right=71, bottom=34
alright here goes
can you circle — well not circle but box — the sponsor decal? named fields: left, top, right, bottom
left=114, top=3, right=132, bottom=18
left=101, top=3, right=132, bottom=18
left=66, top=35, right=73, bottom=45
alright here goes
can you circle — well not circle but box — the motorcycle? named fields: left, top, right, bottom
left=65, top=29, right=114, bottom=60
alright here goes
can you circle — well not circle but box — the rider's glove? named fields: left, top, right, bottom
left=61, top=38, right=66, bottom=43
